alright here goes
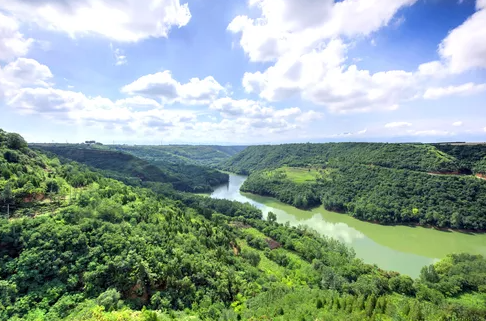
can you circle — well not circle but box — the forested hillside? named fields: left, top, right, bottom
left=2, top=129, right=486, bottom=320
left=433, top=143, right=486, bottom=176
left=113, top=145, right=246, bottom=167
left=242, top=164, right=486, bottom=229
left=32, top=144, right=228, bottom=193
left=224, top=143, right=486, bottom=230
left=221, top=143, right=462, bottom=174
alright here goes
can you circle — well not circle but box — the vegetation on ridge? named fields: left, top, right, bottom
left=32, top=144, right=228, bottom=193
left=2, top=129, right=486, bottom=321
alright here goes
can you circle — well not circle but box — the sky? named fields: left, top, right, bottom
left=0, top=0, right=485, bottom=145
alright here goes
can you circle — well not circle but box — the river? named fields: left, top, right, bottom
left=210, top=174, right=486, bottom=278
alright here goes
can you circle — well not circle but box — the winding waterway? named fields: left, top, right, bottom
left=211, top=174, right=486, bottom=278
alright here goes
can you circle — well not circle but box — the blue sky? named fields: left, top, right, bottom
left=0, top=0, right=485, bottom=144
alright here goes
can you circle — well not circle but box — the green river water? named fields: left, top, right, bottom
left=210, top=174, right=486, bottom=278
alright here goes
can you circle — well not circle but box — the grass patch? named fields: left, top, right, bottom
left=265, top=166, right=338, bottom=184
left=241, top=227, right=267, bottom=238
left=238, top=239, right=286, bottom=280
left=283, top=167, right=320, bottom=183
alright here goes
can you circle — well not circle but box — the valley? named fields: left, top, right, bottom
left=2, top=130, right=486, bottom=321
left=211, top=174, right=486, bottom=278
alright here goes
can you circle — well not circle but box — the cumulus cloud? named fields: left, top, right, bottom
left=0, top=13, right=33, bottom=61
left=452, top=121, right=463, bottom=127
left=0, top=0, right=191, bottom=42
left=5, top=85, right=195, bottom=132
left=230, top=0, right=486, bottom=116
left=231, top=0, right=431, bottom=114
left=209, top=97, right=323, bottom=133
left=331, top=128, right=367, bottom=138
left=121, top=71, right=225, bottom=105
left=229, top=0, right=416, bottom=62
left=409, top=129, right=453, bottom=137
left=110, top=44, right=127, bottom=66
left=439, top=2, right=486, bottom=73
left=423, top=83, right=486, bottom=99
left=0, top=58, right=53, bottom=100
left=385, top=122, right=412, bottom=128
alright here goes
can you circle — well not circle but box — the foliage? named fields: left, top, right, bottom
left=113, top=145, right=246, bottom=167
left=1, top=130, right=486, bottom=321
left=240, top=162, right=486, bottom=229
left=32, top=144, right=229, bottom=193
left=221, top=143, right=461, bottom=174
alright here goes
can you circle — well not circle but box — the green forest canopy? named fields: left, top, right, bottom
left=222, top=143, right=486, bottom=230
left=31, top=144, right=229, bottom=193
left=112, top=144, right=247, bottom=167
left=221, top=142, right=486, bottom=175
left=1, top=130, right=486, bottom=321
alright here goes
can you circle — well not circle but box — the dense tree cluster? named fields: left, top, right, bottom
left=221, top=143, right=462, bottom=174
left=2, top=130, right=486, bottom=320
left=433, top=144, right=486, bottom=174
left=242, top=163, right=486, bottom=229
left=113, top=145, right=246, bottom=167
left=32, top=145, right=228, bottom=193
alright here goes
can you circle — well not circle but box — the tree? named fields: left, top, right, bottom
left=96, top=288, right=123, bottom=312
left=6, top=133, right=27, bottom=150
left=241, top=249, right=261, bottom=267
left=267, top=211, right=277, bottom=223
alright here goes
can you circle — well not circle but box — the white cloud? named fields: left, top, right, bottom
left=409, top=129, right=453, bottom=137
left=452, top=121, right=463, bottom=127
left=385, top=122, right=412, bottom=128
left=209, top=97, right=323, bottom=134
left=1, top=56, right=324, bottom=142
left=110, top=44, right=127, bottom=66
left=479, top=0, right=486, bottom=10
left=439, top=2, right=486, bottom=73
left=2, top=58, right=53, bottom=86
left=229, top=0, right=486, bottom=117
left=0, top=58, right=53, bottom=100
left=0, top=0, right=191, bottom=42
left=0, top=13, right=33, bottom=61
left=5, top=85, right=195, bottom=133
left=231, top=0, right=430, bottom=114
left=417, top=61, right=446, bottom=77
left=228, top=0, right=417, bottom=62
left=243, top=38, right=416, bottom=114
left=331, top=128, right=367, bottom=138
left=121, top=71, right=225, bottom=105
left=210, top=97, right=321, bottom=122
left=423, top=82, right=486, bottom=99
left=115, top=96, right=162, bottom=110
left=122, top=71, right=179, bottom=100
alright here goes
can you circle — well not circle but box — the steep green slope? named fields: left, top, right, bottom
left=433, top=143, right=486, bottom=176
left=31, top=144, right=228, bottom=193
left=474, top=158, right=486, bottom=176
left=224, top=143, right=486, bottom=230
left=113, top=145, right=247, bottom=167
left=242, top=164, right=486, bottom=229
left=221, top=143, right=461, bottom=174
left=1, top=129, right=486, bottom=321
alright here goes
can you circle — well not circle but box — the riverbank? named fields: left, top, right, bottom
left=211, top=173, right=486, bottom=278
